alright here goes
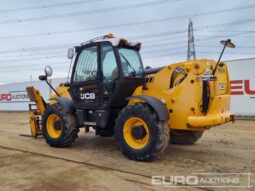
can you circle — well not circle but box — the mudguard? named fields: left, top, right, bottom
left=127, top=95, right=169, bottom=121
left=49, top=97, right=76, bottom=113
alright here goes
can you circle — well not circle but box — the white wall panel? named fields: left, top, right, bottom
left=226, top=58, right=255, bottom=115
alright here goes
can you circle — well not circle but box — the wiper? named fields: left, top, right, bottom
left=120, top=53, right=136, bottom=75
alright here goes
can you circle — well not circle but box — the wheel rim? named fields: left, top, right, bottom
left=123, top=117, right=150, bottom=149
left=46, top=114, right=62, bottom=139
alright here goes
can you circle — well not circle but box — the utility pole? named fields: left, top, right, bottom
left=187, top=19, right=196, bottom=61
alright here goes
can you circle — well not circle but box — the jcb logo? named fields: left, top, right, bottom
left=80, top=93, right=95, bottom=100
left=230, top=80, right=255, bottom=95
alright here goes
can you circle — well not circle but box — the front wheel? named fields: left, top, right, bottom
left=115, top=103, right=169, bottom=161
left=170, top=130, right=203, bottom=145
left=42, top=104, right=79, bottom=148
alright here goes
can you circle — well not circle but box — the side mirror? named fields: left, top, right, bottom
left=44, top=66, right=53, bottom=77
left=67, top=48, right=74, bottom=59
left=39, top=75, right=47, bottom=81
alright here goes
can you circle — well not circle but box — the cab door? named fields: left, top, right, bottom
left=70, top=44, right=101, bottom=109
left=100, top=43, right=119, bottom=106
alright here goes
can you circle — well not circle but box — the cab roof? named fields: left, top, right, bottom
left=80, top=34, right=142, bottom=50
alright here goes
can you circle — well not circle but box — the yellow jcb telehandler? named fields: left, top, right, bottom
left=26, top=34, right=235, bottom=161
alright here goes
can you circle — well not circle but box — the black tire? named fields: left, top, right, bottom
left=115, top=103, right=169, bottom=161
left=98, top=120, right=115, bottom=137
left=170, top=130, right=203, bottom=145
left=98, top=129, right=114, bottom=137
left=42, top=104, right=79, bottom=148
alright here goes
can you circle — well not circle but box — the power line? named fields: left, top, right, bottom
left=0, top=27, right=253, bottom=57
left=0, top=54, right=66, bottom=63
left=0, top=6, right=254, bottom=40
left=143, top=52, right=186, bottom=59
left=0, top=53, right=181, bottom=72
left=1, top=47, right=255, bottom=72
left=8, top=18, right=254, bottom=50
left=2, top=50, right=254, bottom=74
left=141, top=29, right=255, bottom=44
left=0, top=43, right=186, bottom=62
left=0, top=52, right=187, bottom=73
left=0, top=44, right=187, bottom=66
left=195, top=31, right=255, bottom=38
left=0, top=37, right=187, bottom=55
left=142, top=19, right=255, bottom=44
left=5, top=37, right=254, bottom=64
left=198, top=29, right=255, bottom=33
left=0, top=0, right=102, bottom=14
left=197, top=45, right=255, bottom=49
left=198, top=51, right=255, bottom=55
left=130, top=30, right=187, bottom=40
left=0, top=1, right=254, bottom=27
left=2, top=30, right=252, bottom=62
left=140, top=30, right=255, bottom=53
left=143, top=41, right=255, bottom=51
left=0, top=64, right=69, bottom=73
left=0, top=0, right=182, bottom=24
left=195, top=31, right=255, bottom=43
left=0, top=50, right=66, bottom=59
left=141, top=46, right=186, bottom=54
left=0, top=44, right=71, bottom=54
left=4, top=16, right=252, bottom=52
left=223, top=35, right=255, bottom=38
left=0, top=61, right=69, bottom=72
left=0, top=19, right=254, bottom=58
left=3, top=39, right=255, bottom=63
left=0, top=30, right=188, bottom=54
left=0, top=60, right=68, bottom=70
left=0, top=18, right=187, bottom=40
left=143, top=42, right=187, bottom=48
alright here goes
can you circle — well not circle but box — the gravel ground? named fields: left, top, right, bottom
left=0, top=112, right=254, bottom=191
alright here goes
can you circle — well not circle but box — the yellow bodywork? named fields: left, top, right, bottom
left=128, top=59, right=233, bottom=131
left=49, top=83, right=71, bottom=104
left=27, top=59, right=233, bottom=135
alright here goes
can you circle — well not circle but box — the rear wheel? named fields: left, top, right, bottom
left=115, top=103, right=169, bottom=161
left=42, top=104, right=79, bottom=147
left=170, top=130, right=203, bottom=145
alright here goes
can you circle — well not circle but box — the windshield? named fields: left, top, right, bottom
left=119, top=48, right=144, bottom=77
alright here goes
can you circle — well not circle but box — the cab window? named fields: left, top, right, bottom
left=119, top=48, right=143, bottom=77
left=101, top=45, right=118, bottom=101
left=73, top=45, right=98, bottom=82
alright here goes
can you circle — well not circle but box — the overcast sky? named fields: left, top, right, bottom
left=0, top=0, right=254, bottom=84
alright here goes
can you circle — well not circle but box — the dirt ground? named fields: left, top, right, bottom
left=0, top=112, right=254, bottom=191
